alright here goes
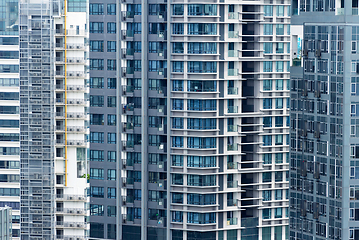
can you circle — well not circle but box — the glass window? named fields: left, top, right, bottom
left=263, top=117, right=272, bottom=127
left=107, top=151, right=116, bottom=162
left=107, top=133, right=116, bottom=144
left=263, top=98, right=272, bottom=109
left=107, top=206, right=116, bottom=217
left=90, top=22, right=104, bottom=33
left=172, top=99, right=184, bottom=110
left=90, top=150, right=104, bottom=162
left=107, top=187, right=116, bottom=198
left=263, top=154, right=272, bottom=164
left=264, top=42, right=272, bottom=53
left=107, top=59, right=116, bottom=71
left=276, top=6, right=284, bottom=16
left=173, top=5, right=184, bottom=15
left=172, top=23, right=184, bottom=34
left=276, top=61, right=284, bottom=72
left=90, top=204, right=104, bottom=216
left=263, top=61, right=272, bottom=72
left=188, top=42, right=217, bottom=54
left=172, top=174, right=183, bottom=185
left=275, top=98, right=283, bottom=109
left=107, top=41, right=116, bottom=52
left=172, top=136, right=183, bottom=147
left=275, top=153, right=283, bottom=163
left=263, top=135, right=272, bottom=146
left=264, top=5, right=273, bottom=16
left=107, top=78, right=116, bottom=89
left=187, top=137, right=216, bottom=148
left=107, top=114, right=116, bottom=126
left=188, top=4, right=217, bottom=15
left=276, top=42, right=284, bottom=53
left=172, top=42, right=184, bottom=53
left=90, top=95, right=104, bottom=107
left=90, top=114, right=104, bottom=125
left=90, top=41, right=104, bottom=52
left=263, top=209, right=271, bottom=219
left=172, top=61, right=184, bottom=72
left=172, top=193, right=183, bottom=203
left=107, top=4, right=116, bottom=14
left=172, top=80, right=183, bottom=91
left=90, top=77, right=104, bottom=88
left=264, top=24, right=273, bottom=35
left=107, top=169, right=116, bottom=180
left=263, top=172, right=272, bottom=182
left=188, top=23, right=217, bottom=35
left=90, top=59, right=104, bottom=70
left=275, top=79, right=283, bottom=90
left=263, top=190, right=271, bottom=201
left=172, top=155, right=183, bottom=166
left=90, top=168, right=104, bottom=179
left=275, top=116, right=283, bottom=127
left=90, top=132, right=104, bottom=143
left=172, top=118, right=184, bottom=129
left=263, top=80, right=272, bottom=90
left=276, top=24, right=284, bottom=35
left=107, top=96, right=116, bottom=107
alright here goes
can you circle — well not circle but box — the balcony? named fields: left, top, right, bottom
left=228, top=106, right=238, bottom=113
left=122, top=85, right=134, bottom=96
left=227, top=218, right=238, bottom=225
left=67, top=112, right=86, bottom=119
left=67, top=140, right=87, bottom=146
left=228, top=31, right=239, bottom=38
left=227, top=144, right=238, bottom=151
left=227, top=180, right=238, bottom=188
left=228, top=87, right=238, bottom=95
left=292, top=58, right=301, bottom=67
left=67, top=99, right=86, bottom=105
left=228, top=12, right=239, bottom=19
left=67, top=71, right=87, bottom=78
left=227, top=162, right=238, bottom=170
left=227, top=199, right=238, bottom=206
left=67, top=126, right=86, bottom=133
left=336, top=8, right=344, bottom=15
left=227, top=125, right=238, bottom=132
left=66, top=44, right=85, bottom=50
left=56, top=221, right=88, bottom=229
left=56, top=208, right=86, bottom=215
left=228, top=50, right=238, bottom=57
left=56, top=194, right=87, bottom=201
left=67, top=58, right=85, bottom=64
left=228, top=69, right=239, bottom=76
left=67, top=85, right=86, bottom=91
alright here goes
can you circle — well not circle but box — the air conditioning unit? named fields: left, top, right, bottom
left=77, top=73, right=81, bottom=77
left=69, top=100, right=74, bottom=104
left=69, top=45, right=74, bottom=49
left=77, top=45, right=81, bottom=49
left=76, top=87, right=80, bottom=90
left=69, top=87, right=74, bottom=90
left=121, top=15, right=126, bottom=21
left=77, top=142, right=81, bottom=145
left=76, top=59, right=81, bottom=63
left=69, top=223, right=74, bottom=227
left=77, top=210, right=81, bottom=214
left=77, top=224, right=82, bottom=227
left=69, top=73, right=73, bottom=76
left=77, top=114, right=81, bottom=118
left=69, top=142, right=74, bottom=145
left=69, top=210, right=74, bottom=213
left=69, top=114, right=74, bottom=118
left=69, top=59, right=73, bottom=63
left=69, top=196, right=73, bottom=200
left=77, top=128, right=81, bottom=132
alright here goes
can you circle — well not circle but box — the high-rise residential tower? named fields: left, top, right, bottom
left=96, top=0, right=292, bottom=239
left=289, top=3, right=352, bottom=240
left=18, top=0, right=90, bottom=239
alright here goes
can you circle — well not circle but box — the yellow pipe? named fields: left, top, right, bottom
left=64, top=0, right=68, bottom=187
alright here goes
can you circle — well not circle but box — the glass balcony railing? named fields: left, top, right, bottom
left=126, top=67, right=134, bottom=74
left=228, top=106, right=238, bottom=113
left=227, top=162, right=238, bottom=170
left=126, top=48, right=134, bottom=55
left=228, top=87, right=238, bottom=95
left=227, top=180, right=237, bottom=188
left=353, top=8, right=359, bottom=15
left=292, top=58, right=301, bottom=67
left=292, top=8, right=299, bottom=15
left=227, top=199, right=237, bottom=206
left=228, top=31, right=239, bottom=38
left=126, top=141, right=134, bottom=148
left=227, top=218, right=238, bottom=225
left=337, top=8, right=344, bottom=15
left=228, top=144, right=238, bottom=151
left=228, top=12, right=239, bottom=19
left=126, top=30, right=134, bottom=37
left=227, top=125, right=238, bottom=132
left=228, top=69, right=238, bottom=76
left=228, top=50, right=238, bottom=57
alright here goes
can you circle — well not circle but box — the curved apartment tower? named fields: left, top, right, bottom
left=110, top=0, right=290, bottom=239
left=19, top=0, right=90, bottom=239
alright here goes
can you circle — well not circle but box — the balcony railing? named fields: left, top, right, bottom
left=228, top=12, right=239, bottom=19
left=228, top=125, right=238, bottom=132
left=228, top=50, right=238, bottom=57
left=227, top=218, right=238, bottom=225
left=227, top=180, right=237, bottom=188
left=227, top=162, right=238, bottom=170
left=228, top=144, right=238, bottom=151
left=228, top=87, right=238, bottom=95
left=228, top=31, right=239, bottom=38
left=228, top=69, right=239, bottom=76
left=228, top=106, right=238, bottom=113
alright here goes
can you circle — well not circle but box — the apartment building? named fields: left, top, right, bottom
left=93, top=0, right=292, bottom=239
left=18, top=0, right=90, bottom=239
left=289, top=3, right=353, bottom=240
